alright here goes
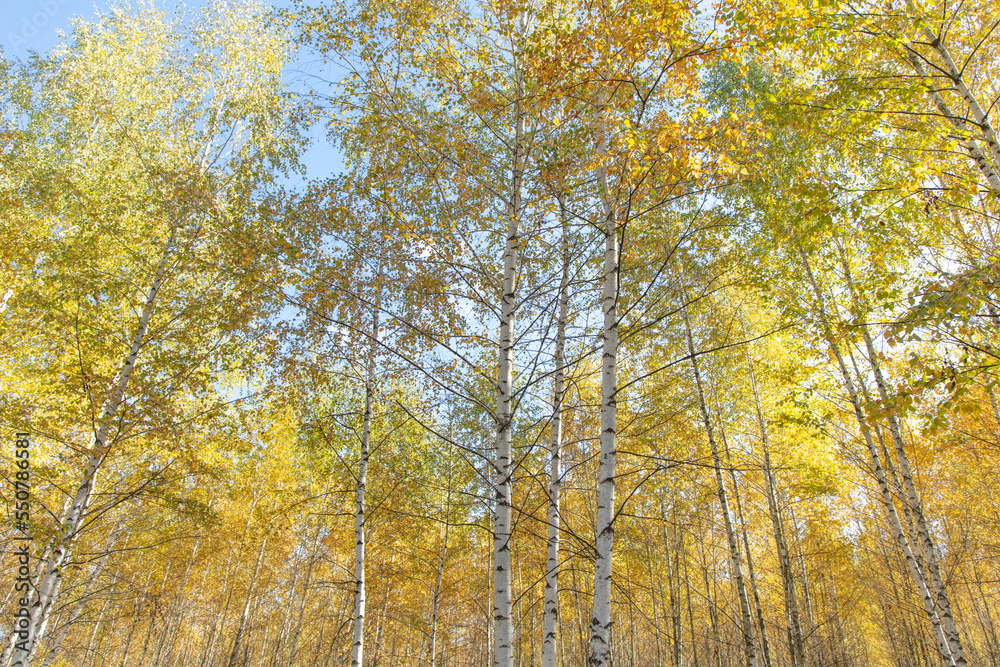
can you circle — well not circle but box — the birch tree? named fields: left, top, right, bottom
left=0, top=4, right=303, bottom=663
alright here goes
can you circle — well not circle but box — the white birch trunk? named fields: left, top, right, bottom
left=352, top=274, right=383, bottom=667
left=719, top=411, right=772, bottom=667
left=915, top=23, right=1000, bottom=170
left=205, top=491, right=261, bottom=667
left=8, top=230, right=175, bottom=667
left=428, top=481, right=451, bottom=667
left=589, top=88, right=619, bottom=667
left=2, top=526, right=61, bottom=667
left=153, top=537, right=201, bottom=667
left=493, top=59, right=525, bottom=667
left=228, top=534, right=268, bottom=667
left=542, top=194, right=571, bottom=667
left=904, top=48, right=1000, bottom=194
left=38, top=524, right=125, bottom=667
left=679, top=285, right=758, bottom=667
left=796, top=243, right=958, bottom=667
left=289, top=523, right=321, bottom=667
left=745, top=346, right=806, bottom=667
left=137, top=562, right=171, bottom=667
left=837, top=248, right=967, bottom=666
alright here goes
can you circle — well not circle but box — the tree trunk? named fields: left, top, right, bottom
left=745, top=347, right=806, bottom=667
left=493, top=53, right=525, bottom=667
left=683, top=542, right=699, bottom=667
left=204, top=491, right=262, bottom=667
left=543, top=193, right=571, bottom=667
left=680, top=281, right=758, bottom=667
left=116, top=569, right=153, bottom=667
left=289, top=522, right=321, bottom=667
left=915, top=20, right=1000, bottom=170
left=903, top=47, right=1000, bottom=193
left=718, top=410, right=772, bottom=667
left=590, top=82, right=620, bottom=667
left=8, top=230, right=175, bottom=667
left=703, top=563, right=721, bottom=667
left=352, top=269, right=383, bottom=667
left=38, top=526, right=125, bottom=667
left=228, top=534, right=269, bottom=667
left=796, top=243, right=957, bottom=667
left=429, top=450, right=454, bottom=667
left=837, top=246, right=967, bottom=666
left=138, top=562, right=171, bottom=667
left=155, top=537, right=203, bottom=667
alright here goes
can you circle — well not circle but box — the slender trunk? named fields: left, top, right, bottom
left=8, top=232, right=175, bottom=667
left=3, top=507, right=67, bottom=667
left=719, top=413, right=772, bottom=667
left=647, top=524, right=664, bottom=666
left=917, top=24, right=1000, bottom=169
left=796, top=243, right=956, bottom=667
left=543, top=194, right=571, bottom=667
left=38, top=530, right=121, bottom=667
left=837, top=247, right=967, bottom=666
left=289, top=523, right=321, bottom=667
left=116, top=570, right=153, bottom=667
left=156, top=538, right=203, bottom=667
left=683, top=542, right=699, bottom=667
left=138, top=562, right=171, bottom=667
left=268, top=560, right=300, bottom=667
left=903, top=48, right=1000, bottom=193
left=309, top=596, right=328, bottom=667
left=745, top=343, right=806, bottom=667
left=205, top=492, right=261, bottom=667
left=82, top=532, right=131, bottom=667
left=572, top=565, right=587, bottom=667
left=228, top=535, right=269, bottom=667
left=429, top=452, right=454, bottom=667
left=589, top=83, right=620, bottom=667
left=372, top=550, right=394, bottom=667
left=680, top=283, right=758, bottom=667
left=703, top=564, right=721, bottom=667
left=494, top=55, right=525, bottom=667
left=660, top=499, right=683, bottom=667
left=352, top=270, right=383, bottom=667
left=83, top=593, right=111, bottom=667
left=626, top=566, right=637, bottom=667
left=669, top=517, right=683, bottom=667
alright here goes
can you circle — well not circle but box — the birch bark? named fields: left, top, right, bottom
left=228, top=535, right=269, bottom=667
left=542, top=194, right=571, bottom=667
left=8, top=229, right=175, bottom=667
left=589, top=84, right=619, bottom=667
left=205, top=490, right=261, bottom=667
left=746, top=348, right=806, bottom=667
left=289, top=523, right=321, bottom=667
left=493, top=55, right=525, bottom=667
left=912, top=19, right=1000, bottom=170
left=37, top=525, right=124, bottom=667
left=796, top=243, right=958, bottom=667
left=429, top=448, right=454, bottom=667
left=352, top=270, right=384, bottom=667
left=154, top=537, right=202, bottom=667
left=837, top=247, right=967, bottom=666
left=679, top=285, right=758, bottom=667
left=719, top=410, right=772, bottom=667
left=903, top=49, right=1000, bottom=194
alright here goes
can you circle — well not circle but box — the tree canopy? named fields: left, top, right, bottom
left=1, top=0, right=999, bottom=666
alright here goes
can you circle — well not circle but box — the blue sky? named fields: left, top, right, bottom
left=2, top=0, right=90, bottom=56
left=1, top=0, right=345, bottom=182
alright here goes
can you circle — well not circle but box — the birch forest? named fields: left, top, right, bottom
left=2, top=0, right=999, bottom=665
